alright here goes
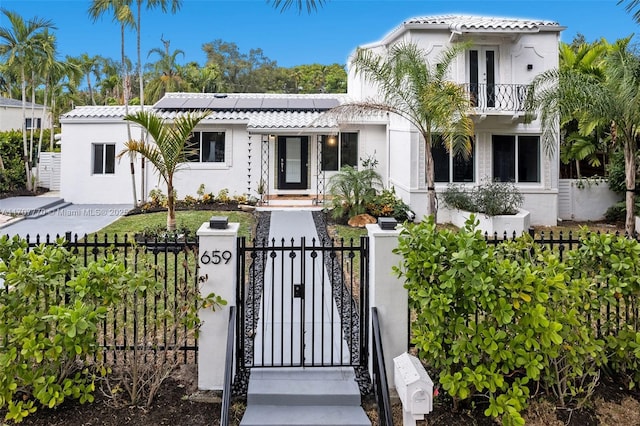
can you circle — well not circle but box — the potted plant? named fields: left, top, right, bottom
left=442, top=180, right=530, bottom=236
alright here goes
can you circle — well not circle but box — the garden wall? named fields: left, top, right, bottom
left=558, top=178, right=621, bottom=221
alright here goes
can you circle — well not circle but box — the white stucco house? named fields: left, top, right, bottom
left=0, top=96, right=52, bottom=132
left=59, top=15, right=564, bottom=226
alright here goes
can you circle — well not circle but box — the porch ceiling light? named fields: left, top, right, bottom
left=268, top=134, right=276, bottom=143
left=328, top=135, right=337, bottom=146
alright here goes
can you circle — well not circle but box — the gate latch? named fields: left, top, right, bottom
left=293, top=284, right=304, bottom=299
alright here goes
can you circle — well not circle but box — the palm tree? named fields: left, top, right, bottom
left=119, top=110, right=210, bottom=231
left=557, top=39, right=609, bottom=177
left=144, top=38, right=187, bottom=103
left=89, top=0, right=138, bottom=205
left=527, top=36, right=640, bottom=234
left=268, top=0, right=325, bottom=13
left=70, top=53, right=101, bottom=105
left=0, top=8, right=55, bottom=191
left=332, top=42, right=474, bottom=221
left=133, top=0, right=181, bottom=108
left=619, top=0, right=640, bottom=22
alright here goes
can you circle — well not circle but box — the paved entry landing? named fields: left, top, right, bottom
left=253, top=210, right=349, bottom=366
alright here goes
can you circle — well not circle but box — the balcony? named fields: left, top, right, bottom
left=463, top=83, right=530, bottom=116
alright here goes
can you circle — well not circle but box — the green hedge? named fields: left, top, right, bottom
left=394, top=216, right=640, bottom=425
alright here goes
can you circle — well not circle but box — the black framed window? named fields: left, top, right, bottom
left=433, top=136, right=474, bottom=183
left=186, top=131, right=225, bottom=163
left=321, top=132, right=358, bottom=171
left=25, top=117, right=41, bottom=130
left=92, top=143, right=115, bottom=174
left=492, top=135, right=540, bottom=183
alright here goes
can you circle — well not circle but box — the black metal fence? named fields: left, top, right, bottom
left=1, top=232, right=200, bottom=365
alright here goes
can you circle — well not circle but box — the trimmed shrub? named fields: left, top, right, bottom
left=442, top=181, right=523, bottom=216
left=394, top=217, right=613, bottom=425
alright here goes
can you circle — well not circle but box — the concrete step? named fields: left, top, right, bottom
left=240, top=367, right=370, bottom=425
left=25, top=198, right=71, bottom=219
left=247, top=367, right=362, bottom=406
left=240, top=404, right=371, bottom=426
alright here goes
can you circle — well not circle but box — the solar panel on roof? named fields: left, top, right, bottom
left=154, top=97, right=188, bottom=109
left=182, top=98, right=213, bottom=109
left=288, top=98, right=316, bottom=110
left=207, top=97, right=238, bottom=109
left=234, top=98, right=264, bottom=109
left=313, top=99, right=340, bottom=110
left=261, top=98, right=289, bottom=109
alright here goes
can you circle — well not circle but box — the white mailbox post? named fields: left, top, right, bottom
left=393, top=352, right=434, bottom=426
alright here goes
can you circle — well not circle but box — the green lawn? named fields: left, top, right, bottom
left=94, top=210, right=255, bottom=239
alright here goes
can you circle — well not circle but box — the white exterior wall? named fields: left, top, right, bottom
left=60, top=118, right=390, bottom=204
left=170, top=124, right=250, bottom=200
left=60, top=120, right=137, bottom=205
left=0, top=105, right=52, bottom=132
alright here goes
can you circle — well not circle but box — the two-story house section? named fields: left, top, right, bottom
left=348, top=15, right=564, bottom=226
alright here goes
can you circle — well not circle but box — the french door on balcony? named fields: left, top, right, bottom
left=469, top=47, right=497, bottom=108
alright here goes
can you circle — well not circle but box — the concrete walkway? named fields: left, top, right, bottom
left=253, top=210, right=349, bottom=366
left=241, top=210, right=369, bottom=426
left=0, top=195, right=131, bottom=238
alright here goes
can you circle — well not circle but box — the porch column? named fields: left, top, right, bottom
left=366, top=223, right=407, bottom=390
left=196, top=221, right=239, bottom=390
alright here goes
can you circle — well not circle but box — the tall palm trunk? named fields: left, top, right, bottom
left=624, top=137, right=635, bottom=235
left=137, top=0, right=146, bottom=203
left=87, top=73, right=96, bottom=105
left=166, top=179, right=176, bottom=231
left=35, top=77, right=51, bottom=188
left=121, top=22, right=137, bottom=207
left=424, top=130, right=437, bottom=222
left=20, top=66, right=32, bottom=191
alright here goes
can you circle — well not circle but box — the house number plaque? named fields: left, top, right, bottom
left=200, top=250, right=232, bottom=265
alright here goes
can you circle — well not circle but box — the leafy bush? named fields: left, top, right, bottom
left=365, top=187, right=413, bottom=222
left=393, top=217, right=610, bottom=425
left=0, top=237, right=136, bottom=422
left=606, top=148, right=627, bottom=193
left=328, top=165, right=383, bottom=220
left=101, top=250, right=226, bottom=408
left=442, top=181, right=523, bottom=216
left=565, top=231, right=640, bottom=389
left=0, top=131, right=26, bottom=194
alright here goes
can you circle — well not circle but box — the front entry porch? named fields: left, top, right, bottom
left=255, top=133, right=330, bottom=208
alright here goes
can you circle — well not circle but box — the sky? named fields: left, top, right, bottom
left=1, top=0, right=639, bottom=69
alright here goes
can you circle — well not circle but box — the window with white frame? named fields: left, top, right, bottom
left=25, top=117, right=41, bottom=130
left=92, top=143, right=115, bottom=174
left=321, top=132, right=358, bottom=171
left=433, top=136, right=475, bottom=183
left=185, top=131, right=225, bottom=163
left=492, top=135, right=540, bottom=183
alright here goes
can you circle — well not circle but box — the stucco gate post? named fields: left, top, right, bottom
left=196, top=221, right=239, bottom=390
left=366, top=223, right=408, bottom=390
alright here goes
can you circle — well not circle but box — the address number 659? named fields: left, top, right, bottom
left=200, top=250, right=232, bottom=265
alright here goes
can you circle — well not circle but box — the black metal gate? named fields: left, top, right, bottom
left=236, top=236, right=369, bottom=369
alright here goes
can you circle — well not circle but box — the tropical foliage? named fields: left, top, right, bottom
left=526, top=36, right=640, bottom=234
left=118, top=110, right=210, bottom=231
left=0, top=8, right=56, bottom=191
left=332, top=42, right=474, bottom=221
left=328, top=165, right=383, bottom=220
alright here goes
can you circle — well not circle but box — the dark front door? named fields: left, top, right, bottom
left=277, top=136, right=308, bottom=190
